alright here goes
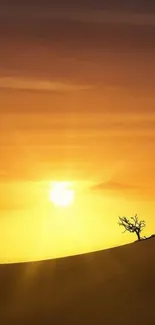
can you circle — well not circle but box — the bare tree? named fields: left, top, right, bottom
left=118, top=214, right=146, bottom=241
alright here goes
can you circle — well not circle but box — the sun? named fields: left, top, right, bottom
left=49, top=182, right=75, bottom=207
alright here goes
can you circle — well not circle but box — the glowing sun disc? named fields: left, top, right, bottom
left=49, top=182, right=74, bottom=207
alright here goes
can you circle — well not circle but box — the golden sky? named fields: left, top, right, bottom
left=0, top=1, right=155, bottom=262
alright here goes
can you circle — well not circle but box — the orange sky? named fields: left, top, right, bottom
left=0, top=2, right=155, bottom=262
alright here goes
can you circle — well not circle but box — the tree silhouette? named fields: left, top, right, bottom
left=118, top=214, right=146, bottom=241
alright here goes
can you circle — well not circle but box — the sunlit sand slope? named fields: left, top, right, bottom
left=0, top=239, right=155, bottom=325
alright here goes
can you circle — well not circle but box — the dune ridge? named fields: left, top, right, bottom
left=0, top=239, right=155, bottom=324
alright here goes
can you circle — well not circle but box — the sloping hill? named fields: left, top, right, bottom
left=0, top=239, right=155, bottom=325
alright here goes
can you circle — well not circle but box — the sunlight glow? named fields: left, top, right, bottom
left=49, top=182, right=75, bottom=207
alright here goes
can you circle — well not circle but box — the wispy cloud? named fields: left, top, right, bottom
left=56, top=10, right=155, bottom=26
left=0, top=77, right=91, bottom=92
left=1, top=6, right=155, bottom=26
left=91, top=180, right=155, bottom=201
left=92, top=181, right=138, bottom=192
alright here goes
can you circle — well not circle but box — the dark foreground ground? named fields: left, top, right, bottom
left=0, top=238, right=155, bottom=325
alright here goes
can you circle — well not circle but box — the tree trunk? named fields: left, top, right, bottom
left=136, top=231, right=141, bottom=241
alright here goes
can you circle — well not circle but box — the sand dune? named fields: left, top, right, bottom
left=0, top=239, right=155, bottom=324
